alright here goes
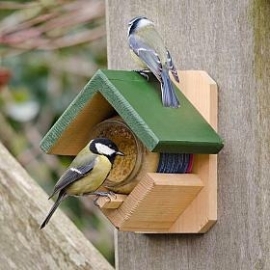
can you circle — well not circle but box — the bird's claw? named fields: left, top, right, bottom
left=107, top=190, right=117, bottom=199
left=133, top=69, right=150, bottom=81
left=93, top=191, right=116, bottom=206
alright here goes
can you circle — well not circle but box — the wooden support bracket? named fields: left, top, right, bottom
left=97, top=173, right=203, bottom=232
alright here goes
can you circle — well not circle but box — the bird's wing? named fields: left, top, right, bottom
left=129, top=35, right=162, bottom=81
left=166, top=49, right=180, bottom=82
left=49, top=161, right=96, bottom=199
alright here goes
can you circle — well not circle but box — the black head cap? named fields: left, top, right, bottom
left=89, top=138, right=124, bottom=162
left=128, top=16, right=148, bottom=35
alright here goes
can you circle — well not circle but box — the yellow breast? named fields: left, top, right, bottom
left=130, top=50, right=148, bottom=69
left=66, top=155, right=112, bottom=196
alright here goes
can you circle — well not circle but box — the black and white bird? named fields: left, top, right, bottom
left=128, top=16, right=180, bottom=108
left=40, top=138, right=124, bottom=229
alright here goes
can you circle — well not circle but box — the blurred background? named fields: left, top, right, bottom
left=0, top=0, right=115, bottom=265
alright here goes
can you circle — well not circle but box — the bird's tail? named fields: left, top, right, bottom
left=40, top=191, right=66, bottom=229
left=160, top=69, right=180, bottom=108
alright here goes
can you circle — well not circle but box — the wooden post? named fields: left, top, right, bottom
left=106, top=0, right=270, bottom=269
left=0, top=142, right=114, bottom=270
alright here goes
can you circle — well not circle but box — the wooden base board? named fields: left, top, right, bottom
left=95, top=70, right=218, bottom=233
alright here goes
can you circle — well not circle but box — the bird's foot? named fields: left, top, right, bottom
left=93, top=191, right=116, bottom=206
left=133, top=69, right=151, bottom=81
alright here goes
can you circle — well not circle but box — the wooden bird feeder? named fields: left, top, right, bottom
left=40, top=69, right=223, bottom=233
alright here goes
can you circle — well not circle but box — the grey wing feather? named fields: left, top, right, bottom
left=129, top=35, right=162, bottom=81
left=129, top=34, right=180, bottom=107
left=166, top=50, right=179, bottom=82
left=49, top=162, right=95, bottom=199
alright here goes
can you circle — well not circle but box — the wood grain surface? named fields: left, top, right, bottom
left=106, top=0, right=270, bottom=269
left=0, top=143, right=114, bottom=270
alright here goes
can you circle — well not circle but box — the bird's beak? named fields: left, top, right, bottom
left=116, top=151, right=125, bottom=156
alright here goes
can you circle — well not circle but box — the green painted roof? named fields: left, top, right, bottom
left=40, top=69, right=223, bottom=154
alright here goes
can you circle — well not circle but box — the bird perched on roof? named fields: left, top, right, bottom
left=40, top=138, right=124, bottom=229
left=128, top=16, right=180, bottom=108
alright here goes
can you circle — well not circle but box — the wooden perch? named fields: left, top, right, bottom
left=0, top=142, right=113, bottom=270
left=96, top=194, right=127, bottom=209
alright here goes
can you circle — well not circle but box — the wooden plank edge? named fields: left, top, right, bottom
left=99, top=173, right=204, bottom=232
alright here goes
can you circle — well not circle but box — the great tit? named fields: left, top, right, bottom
left=40, top=138, right=124, bottom=229
left=128, top=16, right=180, bottom=108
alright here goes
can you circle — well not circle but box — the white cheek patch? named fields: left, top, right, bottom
left=138, top=18, right=153, bottom=28
left=95, top=143, right=115, bottom=156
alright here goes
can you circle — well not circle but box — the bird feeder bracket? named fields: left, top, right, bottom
left=40, top=69, right=223, bottom=233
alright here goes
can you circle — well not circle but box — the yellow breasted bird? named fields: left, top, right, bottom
left=128, top=16, right=180, bottom=108
left=40, top=138, right=124, bottom=229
